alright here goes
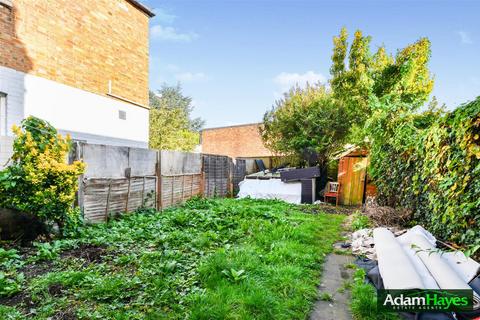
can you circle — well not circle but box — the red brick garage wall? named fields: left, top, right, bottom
left=201, top=123, right=274, bottom=159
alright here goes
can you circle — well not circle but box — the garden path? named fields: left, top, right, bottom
left=310, top=251, right=354, bottom=320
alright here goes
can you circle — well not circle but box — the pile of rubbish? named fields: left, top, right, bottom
left=351, top=227, right=405, bottom=260
left=363, top=195, right=412, bottom=226
left=351, top=225, right=480, bottom=319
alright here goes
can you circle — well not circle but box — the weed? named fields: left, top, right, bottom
left=333, top=248, right=352, bottom=255
left=319, top=292, right=333, bottom=301
left=221, top=268, right=247, bottom=283
left=351, top=211, right=372, bottom=231
left=0, top=272, right=24, bottom=297
left=32, top=242, right=61, bottom=262
left=338, top=279, right=352, bottom=293
left=0, top=198, right=344, bottom=319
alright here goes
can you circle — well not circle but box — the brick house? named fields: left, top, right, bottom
left=0, top=0, right=154, bottom=165
left=201, top=123, right=280, bottom=168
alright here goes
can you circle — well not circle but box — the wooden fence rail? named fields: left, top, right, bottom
left=71, top=143, right=247, bottom=223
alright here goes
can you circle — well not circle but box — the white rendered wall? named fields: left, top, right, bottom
left=0, top=135, right=14, bottom=169
left=0, top=66, right=25, bottom=136
left=0, top=66, right=149, bottom=147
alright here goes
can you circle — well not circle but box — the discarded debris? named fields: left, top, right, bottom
left=351, top=227, right=407, bottom=260
left=363, top=196, right=412, bottom=227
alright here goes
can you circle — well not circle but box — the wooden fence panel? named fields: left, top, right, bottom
left=160, top=174, right=202, bottom=208
left=159, top=150, right=202, bottom=209
left=73, top=143, right=158, bottom=223
left=82, top=176, right=156, bottom=223
left=203, top=154, right=231, bottom=197
left=74, top=143, right=236, bottom=222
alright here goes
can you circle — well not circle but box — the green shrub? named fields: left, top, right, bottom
left=0, top=116, right=85, bottom=233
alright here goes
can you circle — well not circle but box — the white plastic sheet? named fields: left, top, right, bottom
left=409, top=234, right=471, bottom=290
left=397, top=225, right=480, bottom=284
left=375, top=225, right=480, bottom=290
left=373, top=228, right=425, bottom=289
left=237, top=179, right=302, bottom=204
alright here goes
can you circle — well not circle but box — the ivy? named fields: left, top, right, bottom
left=368, top=97, right=480, bottom=251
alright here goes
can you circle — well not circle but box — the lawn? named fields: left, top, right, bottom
left=0, top=197, right=344, bottom=319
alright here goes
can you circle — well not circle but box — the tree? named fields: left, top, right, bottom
left=149, top=84, right=205, bottom=151
left=261, top=84, right=350, bottom=170
left=330, top=27, right=434, bottom=129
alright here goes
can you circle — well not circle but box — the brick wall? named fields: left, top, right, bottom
left=0, top=0, right=150, bottom=106
left=201, top=123, right=274, bottom=159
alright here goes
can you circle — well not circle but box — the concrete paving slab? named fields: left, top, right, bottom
left=310, top=253, right=355, bottom=320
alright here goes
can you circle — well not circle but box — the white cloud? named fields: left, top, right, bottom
left=166, top=64, right=180, bottom=72
left=273, top=71, right=326, bottom=93
left=174, top=72, right=208, bottom=82
left=150, top=25, right=198, bottom=42
left=153, top=8, right=176, bottom=24
left=458, top=31, right=473, bottom=44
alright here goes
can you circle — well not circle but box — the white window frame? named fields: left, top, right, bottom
left=0, top=93, right=7, bottom=136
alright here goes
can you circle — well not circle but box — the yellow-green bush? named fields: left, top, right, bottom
left=0, top=116, right=85, bottom=233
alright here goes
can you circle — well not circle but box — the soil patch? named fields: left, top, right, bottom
left=0, top=290, right=36, bottom=308
left=51, top=308, right=77, bottom=320
left=21, top=260, right=54, bottom=279
left=48, top=283, right=65, bottom=297
left=61, top=244, right=107, bottom=263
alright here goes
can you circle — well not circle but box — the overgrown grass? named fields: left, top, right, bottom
left=0, top=197, right=344, bottom=319
left=350, top=269, right=399, bottom=320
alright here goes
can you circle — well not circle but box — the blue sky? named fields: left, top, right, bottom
left=143, top=0, right=480, bottom=128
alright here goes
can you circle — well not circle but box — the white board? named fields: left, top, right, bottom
left=237, top=179, right=301, bottom=204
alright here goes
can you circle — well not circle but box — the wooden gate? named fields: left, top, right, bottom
left=338, top=156, right=368, bottom=206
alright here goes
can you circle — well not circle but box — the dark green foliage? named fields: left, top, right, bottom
left=367, top=97, right=480, bottom=252
left=0, top=198, right=344, bottom=319
left=261, top=85, right=351, bottom=167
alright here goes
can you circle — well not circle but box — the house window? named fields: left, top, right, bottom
left=0, top=93, right=6, bottom=136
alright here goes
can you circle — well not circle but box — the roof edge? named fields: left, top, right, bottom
left=126, top=0, right=155, bottom=17
left=201, top=122, right=262, bottom=132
